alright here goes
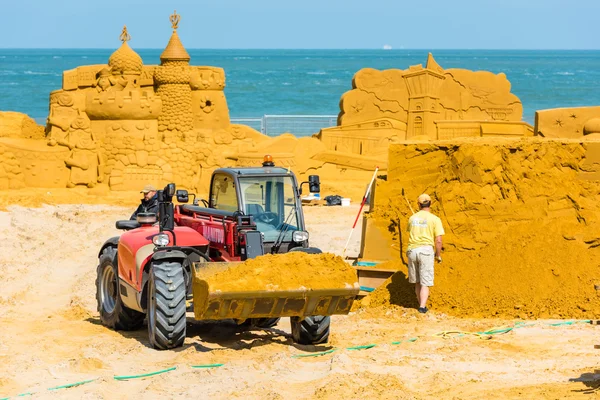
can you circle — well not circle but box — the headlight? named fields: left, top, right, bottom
left=292, top=230, right=309, bottom=243
left=152, top=233, right=170, bottom=247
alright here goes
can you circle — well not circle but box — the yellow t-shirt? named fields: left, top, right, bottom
left=407, top=210, right=445, bottom=250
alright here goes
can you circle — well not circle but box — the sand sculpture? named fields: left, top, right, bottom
left=0, top=13, right=271, bottom=192
left=319, top=53, right=532, bottom=148
left=0, top=12, right=373, bottom=195
left=359, top=138, right=600, bottom=318
left=2, top=13, right=600, bottom=202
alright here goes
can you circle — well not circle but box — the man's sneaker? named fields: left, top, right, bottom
left=418, top=307, right=428, bottom=314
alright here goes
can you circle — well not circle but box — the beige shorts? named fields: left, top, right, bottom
left=407, top=246, right=434, bottom=286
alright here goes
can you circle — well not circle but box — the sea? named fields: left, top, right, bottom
left=1, top=49, right=600, bottom=127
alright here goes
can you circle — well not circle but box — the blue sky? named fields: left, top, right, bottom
left=1, top=0, right=599, bottom=49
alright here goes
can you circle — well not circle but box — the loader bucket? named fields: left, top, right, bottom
left=191, top=261, right=360, bottom=321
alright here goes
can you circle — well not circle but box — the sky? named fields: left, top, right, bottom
left=1, top=0, right=599, bottom=49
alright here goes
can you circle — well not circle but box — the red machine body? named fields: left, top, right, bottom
left=174, top=205, right=256, bottom=262
left=117, top=225, right=209, bottom=291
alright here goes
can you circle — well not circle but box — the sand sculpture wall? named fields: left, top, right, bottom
left=535, top=106, right=600, bottom=139
left=319, top=53, right=532, bottom=150
left=360, top=138, right=600, bottom=318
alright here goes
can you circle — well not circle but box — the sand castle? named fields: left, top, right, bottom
left=0, top=13, right=264, bottom=192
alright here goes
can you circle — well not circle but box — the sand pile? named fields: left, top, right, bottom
left=197, top=252, right=358, bottom=291
left=362, top=138, right=600, bottom=318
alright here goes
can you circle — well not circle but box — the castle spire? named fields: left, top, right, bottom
left=119, top=25, right=131, bottom=43
left=170, top=10, right=181, bottom=31
left=160, top=10, right=190, bottom=63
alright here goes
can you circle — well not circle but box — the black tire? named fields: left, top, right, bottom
left=239, top=317, right=281, bottom=329
left=290, top=316, right=330, bottom=345
left=147, top=260, right=187, bottom=350
left=253, top=317, right=280, bottom=328
left=96, top=247, right=144, bottom=330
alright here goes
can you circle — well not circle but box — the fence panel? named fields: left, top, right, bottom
left=262, top=115, right=337, bottom=137
left=230, top=118, right=263, bottom=133
left=231, top=115, right=338, bottom=137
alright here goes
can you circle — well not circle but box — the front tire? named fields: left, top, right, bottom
left=240, top=317, right=281, bottom=329
left=253, top=317, right=280, bottom=328
left=147, top=260, right=187, bottom=350
left=96, top=247, right=144, bottom=330
left=291, top=316, right=330, bottom=345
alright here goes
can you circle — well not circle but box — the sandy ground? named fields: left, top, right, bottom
left=1, top=204, right=600, bottom=399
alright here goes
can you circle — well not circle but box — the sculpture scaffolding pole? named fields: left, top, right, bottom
left=342, top=166, right=379, bottom=258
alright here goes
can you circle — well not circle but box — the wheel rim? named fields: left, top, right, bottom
left=101, top=265, right=117, bottom=314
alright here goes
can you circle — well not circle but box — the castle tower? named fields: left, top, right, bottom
left=108, top=26, right=143, bottom=87
left=403, top=55, right=445, bottom=139
left=154, top=11, right=193, bottom=139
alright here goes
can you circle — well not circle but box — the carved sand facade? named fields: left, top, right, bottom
left=318, top=53, right=532, bottom=154
left=0, top=13, right=270, bottom=192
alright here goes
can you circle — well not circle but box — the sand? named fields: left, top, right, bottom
left=0, top=203, right=599, bottom=399
left=362, top=138, right=600, bottom=319
left=197, top=252, right=358, bottom=291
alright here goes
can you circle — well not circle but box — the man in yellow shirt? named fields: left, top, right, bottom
left=407, top=193, right=444, bottom=314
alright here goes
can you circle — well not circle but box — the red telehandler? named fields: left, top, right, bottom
left=96, top=157, right=359, bottom=349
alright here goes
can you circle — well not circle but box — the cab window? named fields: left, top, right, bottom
left=210, top=174, right=238, bottom=212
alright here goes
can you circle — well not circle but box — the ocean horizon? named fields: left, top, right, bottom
left=2, top=48, right=600, bottom=128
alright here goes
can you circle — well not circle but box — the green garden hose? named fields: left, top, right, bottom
left=114, top=366, right=177, bottom=381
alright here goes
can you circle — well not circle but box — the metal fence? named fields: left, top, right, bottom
left=34, top=115, right=339, bottom=138
left=231, top=115, right=338, bottom=137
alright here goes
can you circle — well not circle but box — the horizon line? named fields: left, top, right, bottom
left=1, top=47, right=600, bottom=51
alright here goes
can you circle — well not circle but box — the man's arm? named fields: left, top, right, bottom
left=435, top=235, right=443, bottom=262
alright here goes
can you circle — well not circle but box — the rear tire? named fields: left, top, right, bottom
left=96, top=247, right=144, bottom=330
left=147, top=260, right=187, bottom=350
left=291, top=316, right=330, bottom=345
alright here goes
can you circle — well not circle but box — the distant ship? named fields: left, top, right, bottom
left=383, top=44, right=392, bottom=50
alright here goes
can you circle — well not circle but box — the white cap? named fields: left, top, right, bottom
left=418, top=193, right=431, bottom=204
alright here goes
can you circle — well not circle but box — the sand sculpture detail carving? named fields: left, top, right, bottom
left=535, top=106, right=600, bottom=139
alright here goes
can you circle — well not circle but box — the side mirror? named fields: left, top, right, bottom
left=176, top=189, right=189, bottom=203
left=300, top=175, right=321, bottom=195
left=308, top=175, right=320, bottom=193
